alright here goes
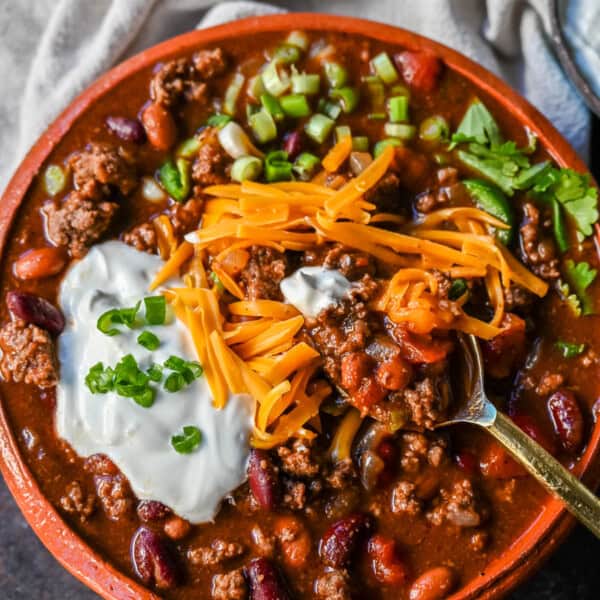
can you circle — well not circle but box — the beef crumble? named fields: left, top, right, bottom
left=519, top=202, right=560, bottom=280
left=239, top=245, right=289, bottom=301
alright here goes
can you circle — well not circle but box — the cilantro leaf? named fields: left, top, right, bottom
left=450, top=99, right=502, bottom=148
left=565, top=260, right=597, bottom=315
left=558, top=280, right=582, bottom=317
left=555, top=340, right=586, bottom=358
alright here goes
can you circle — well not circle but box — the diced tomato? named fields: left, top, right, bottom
left=367, top=534, right=409, bottom=585
left=479, top=441, right=526, bottom=479
left=351, top=377, right=388, bottom=415
left=481, top=313, right=526, bottom=379
left=394, top=51, right=443, bottom=93
left=393, top=326, right=453, bottom=364
left=341, top=351, right=373, bottom=392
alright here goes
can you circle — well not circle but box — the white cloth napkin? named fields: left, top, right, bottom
left=1, top=0, right=597, bottom=195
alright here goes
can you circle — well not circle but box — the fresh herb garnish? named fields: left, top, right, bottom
left=565, top=260, right=597, bottom=316
left=163, top=355, right=203, bottom=392
left=144, top=296, right=166, bottom=325
left=206, top=114, right=233, bottom=128
left=171, top=425, right=203, bottom=454
left=138, top=331, right=160, bottom=351
left=97, top=302, right=141, bottom=336
left=147, top=364, right=163, bottom=382
left=448, top=278, right=468, bottom=300
left=450, top=99, right=503, bottom=148
left=557, top=280, right=582, bottom=317
left=85, top=362, right=115, bottom=393
left=555, top=340, right=586, bottom=358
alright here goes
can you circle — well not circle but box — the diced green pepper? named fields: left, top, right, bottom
left=158, top=158, right=191, bottom=202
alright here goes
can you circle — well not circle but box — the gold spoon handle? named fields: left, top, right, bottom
left=489, top=411, right=600, bottom=539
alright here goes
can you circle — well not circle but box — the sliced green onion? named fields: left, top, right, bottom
left=249, top=109, right=278, bottom=144
left=261, top=61, right=290, bottom=97
left=390, top=84, right=411, bottom=99
left=419, top=115, right=449, bottom=142
left=305, top=113, right=335, bottom=144
left=293, top=152, right=320, bottom=180
left=97, top=302, right=141, bottom=336
left=368, top=112, right=387, bottom=121
left=223, top=72, right=245, bottom=116
left=362, top=75, right=385, bottom=111
left=144, top=296, right=166, bottom=325
left=265, top=150, right=293, bottom=182
left=273, top=43, right=301, bottom=65
left=318, top=99, right=342, bottom=120
left=141, top=176, right=167, bottom=203
left=388, top=95, right=409, bottom=123
left=555, top=340, right=586, bottom=358
left=175, top=137, right=200, bottom=158
left=171, top=425, right=202, bottom=454
left=147, top=364, right=163, bottom=382
left=164, top=372, right=185, bottom=393
left=138, top=331, right=160, bottom=351
left=280, top=94, right=311, bottom=118
left=448, top=279, right=468, bottom=300
left=209, top=271, right=225, bottom=294
left=260, top=93, right=285, bottom=121
left=384, top=123, right=416, bottom=140
left=158, top=158, right=191, bottom=202
left=231, top=156, right=263, bottom=182
left=246, top=103, right=260, bottom=120
left=371, top=52, right=399, bottom=84
left=324, top=62, right=348, bottom=89
left=247, top=74, right=266, bottom=102
left=44, top=165, right=66, bottom=196
left=329, top=87, right=360, bottom=113
left=206, top=114, right=232, bottom=128
left=218, top=121, right=264, bottom=159
left=286, top=30, right=309, bottom=51
left=85, top=362, right=115, bottom=394
left=352, top=136, right=370, bottom=152
left=335, top=126, right=352, bottom=142
left=113, top=354, right=154, bottom=408
left=373, top=138, right=403, bottom=158
left=291, top=71, right=320, bottom=95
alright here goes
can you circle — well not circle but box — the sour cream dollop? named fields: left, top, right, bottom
left=280, top=266, right=353, bottom=318
left=56, top=241, right=253, bottom=523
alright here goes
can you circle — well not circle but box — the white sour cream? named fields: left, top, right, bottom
left=56, top=241, right=254, bottom=523
left=280, top=266, right=353, bottom=318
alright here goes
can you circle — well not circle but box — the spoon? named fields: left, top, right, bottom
left=437, top=333, right=600, bottom=539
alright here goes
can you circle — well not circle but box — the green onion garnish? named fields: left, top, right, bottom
left=165, top=372, right=186, bottom=393
left=265, top=150, right=293, bottom=183
left=305, top=113, right=335, bottom=144
left=171, top=425, right=202, bottom=454
left=555, top=340, right=586, bottom=358
left=231, top=156, right=263, bottom=182
left=158, top=158, right=191, bottom=203
left=175, top=137, right=200, bottom=159
left=44, top=165, right=67, bottom=197
left=293, top=152, right=320, bottom=181
left=373, top=138, right=403, bottom=158
left=85, top=362, right=115, bottom=394
left=249, top=109, right=278, bottom=144
left=388, top=95, right=409, bottom=123
left=370, top=52, right=399, bottom=84
left=291, top=72, right=320, bottom=95
left=329, top=87, right=360, bottom=114
left=163, top=355, right=203, bottom=391
left=113, top=354, right=156, bottom=408
left=260, top=93, right=285, bottom=122
left=223, top=72, right=245, bottom=116
left=209, top=271, right=225, bottom=294
left=138, top=331, right=160, bottom=351
left=261, top=61, right=290, bottom=97
left=285, top=30, right=309, bottom=51
left=419, top=115, right=450, bottom=142
left=280, top=94, right=311, bottom=118
left=273, top=43, right=301, bottom=65
left=323, top=62, right=348, bottom=89
left=384, top=123, right=416, bottom=140
left=147, top=364, right=163, bottom=382
left=97, top=302, right=141, bottom=336
left=362, top=76, right=385, bottom=111
left=206, top=114, right=233, bottom=128
left=318, top=99, right=342, bottom=121
left=352, top=136, right=370, bottom=152
left=144, top=296, right=166, bottom=325
left=335, top=126, right=352, bottom=142
left=448, top=278, right=468, bottom=300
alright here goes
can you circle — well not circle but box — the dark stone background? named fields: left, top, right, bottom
left=0, top=124, right=598, bottom=600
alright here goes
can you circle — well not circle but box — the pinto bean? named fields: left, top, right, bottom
left=274, top=516, right=312, bottom=568
left=6, top=291, right=65, bottom=335
left=367, top=534, right=408, bottom=585
left=318, top=513, right=373, bottom=568
left=106, top=115, right=146, bottom=143
left=164, top=515, right=191, bottom=540
left=137, top=500, right=172, bottom=522
left=548, top=389, right=584, bottom=453
left=130, top=526, right=179, bottom=590
left=248, top=449, right=279, bottom=510
left=141, top=102, right=177, bottom=151
left=13, top=247, right=66, bottom=280
left=245, top=557, right=291, bottom=600
left=409, top=566, right=456, bottom=600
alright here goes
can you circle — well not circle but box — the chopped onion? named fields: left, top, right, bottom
left=141, top=176, right=167, bottom=203
left=217, top=121, right=264, bottom=159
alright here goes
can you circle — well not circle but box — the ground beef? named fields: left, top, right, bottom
left=277, top=439, right=320, bottom=478
left=239, top=245, right=289, bottom=301
left=325, top=458, right=357, bottom=490
left=169, top=198, right=204, bottom=237
left=318, top=243, right=376, bottom=280
left=400, top=377, right=446, bottom=429
left=365, top=172, right=401, bottom=212
left=0, top=319, right=57, bottom=388
left=211, top=569, right=247, bottom=600
left=150, top=58, right=206, bottom=107
left=535, top=371, right=565, bottom=396
left=519, top=202, right=560, bottom=280
left=94, top=473, right=134, bottom=521
left=314, top=569, right=351, bottom=600
left=43, top=191, right=119, bottom=258
left=83, top=453, right=119, bottom=476
left=398, top=432, right=448, bottom=474
left=59, top=481, right=95, bottom=522
left=282, top=479, right=307, bottom=511
left=504, top=284, right=535, bottom=311
left=123, top=223, right=157, bottom=253
left=427, top=479, right=489, bottom=528
left=137, top=500, right=172, bottom=522
left=193, top=48, right=227, bottom=80
left=391, top=480, right=423, bottom=516
left=191, top=127, right=230, bottom=188
left=250, top=525, right=276, bottom=558
left=431, top=270, right=452, bottom=298
left=414, top=167, right=461, bottom=214
left=188, top=539, right=245, bottom=566
left=470, top=530, right=489, bottom=552
left=68, top=143, right=137, bottom=199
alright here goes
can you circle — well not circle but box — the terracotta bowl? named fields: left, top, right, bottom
left=0, top=13, right=598, bottom=600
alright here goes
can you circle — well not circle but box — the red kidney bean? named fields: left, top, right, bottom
left=13, top=247, right=66, bottom=280
left=130, top=526, right=179, bottom=590
left=106, top=115, right=146, bottom=144
left=137, top=500, right=172, bottom=522
left=319, top=513, right=373, bottom=568
left=409, top=566, right=455, bottom=600
left=367, top=534, right=408, bottom=585
left=141, top=102, right=177, bottom=151
left=6, top=291, right=65, bottom=335
left=248, top=449, right=279, bottom=510
left=246, top=557, right=291, bottom=600
left=282, top=131, right=303, bottom=160
left=547, top=389, right=584, bottom=453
